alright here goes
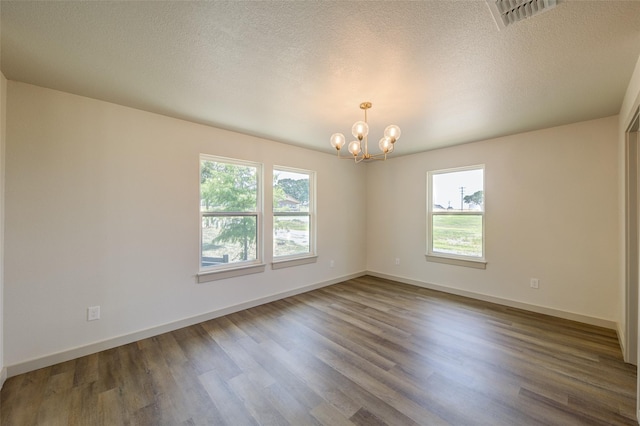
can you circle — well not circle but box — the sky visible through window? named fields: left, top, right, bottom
left=274, top=170, right=304, bottom=181
left=432, top=168, right=483, bottom=211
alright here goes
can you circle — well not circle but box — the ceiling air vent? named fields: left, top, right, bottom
left=486, top=0, right=557, bottom=30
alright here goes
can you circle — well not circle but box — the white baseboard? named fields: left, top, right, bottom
left=0, top=367, right=7, bottom=390
left=6, top=271, right=366, bottom=378
left=617, top=322, right=628, bottom=362
left=367, top=271, right=618, bottom=330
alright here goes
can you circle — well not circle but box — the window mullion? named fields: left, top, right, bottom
left=273, top=212, right=310, bottom=217
left=202, top=211, right=258, bottom=217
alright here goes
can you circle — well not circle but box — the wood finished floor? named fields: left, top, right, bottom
left=1, top=275, right=637, bottom=425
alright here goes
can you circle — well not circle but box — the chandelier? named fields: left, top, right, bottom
left=330, top=102, right=401, bottom=163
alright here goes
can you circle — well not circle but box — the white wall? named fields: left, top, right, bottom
left=4, top=81, right=367, bottom=371
left=366, top=116, right=620, bottom=324
left=0, top=72, right=6, bottom=388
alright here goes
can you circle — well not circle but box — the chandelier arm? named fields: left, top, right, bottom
left=336, top=153, right=353, bottom=160
left=335, top=152, right=388, bottom=162
left=366, top=152, right=389, bottom=160
left=335, top=151, right=363, bottom=162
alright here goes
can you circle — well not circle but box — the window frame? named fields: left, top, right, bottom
left=272, top=166, right=317, bottom=269
left=197, top=154, right=265, bottom=282
left=426, top=164, right=486, bottom=269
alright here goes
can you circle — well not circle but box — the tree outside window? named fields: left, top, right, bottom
left=200, top=156, right=262, bottom=269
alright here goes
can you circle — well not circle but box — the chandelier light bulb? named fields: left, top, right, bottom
left=348, top=140, right=361, bottom=156
left=384, top=125, right=401, bottom=142
left=351, top=121, right=369, bottom=141
left=330, top=133, right=346, bottom=150
left=379, top=136, right=394, bottom=154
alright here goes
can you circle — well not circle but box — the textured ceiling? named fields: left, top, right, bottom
left=2, top=1, right=640, bottom=156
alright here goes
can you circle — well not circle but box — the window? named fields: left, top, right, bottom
left=427, top=165, right=485, bottom=268
left=199, top=155, right=263, bottom=275
left=273, top=167, right=316, bottom=267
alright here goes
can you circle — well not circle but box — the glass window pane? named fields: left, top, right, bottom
left=432, top=169, right=483, bottom=212
left=201, top=160, right=257, bottom=212
left=274, top=216, right=310, bottom=257
left=273, top=170, right=309, bottom=213
left=201, top=215, right=257, bottom=266
left=432, top=214, right=483, bottom=257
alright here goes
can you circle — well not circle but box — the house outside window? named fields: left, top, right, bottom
left=200, top=155, right=262, bottom=271
left=273, top=167, right=315, bottom=260
left=427, top=165, right=485, bottom=268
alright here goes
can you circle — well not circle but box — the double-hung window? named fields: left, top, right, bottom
left=427, top=165, right=486, bottom=268
left=199, top=155, right=263, bottom=277
left=272, top=167, right=316, bottom=268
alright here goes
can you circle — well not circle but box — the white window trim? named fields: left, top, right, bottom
left=426, top=164, right=486, bottom=268
left=425, top=254, right=487, bottom=269
left=198, top=154, right=264, bottom=281
left=271, top=166, right=317, bottom=269
left=272, top=255, right=318, bottom=270
left=197, top=263, right=266, bottom=283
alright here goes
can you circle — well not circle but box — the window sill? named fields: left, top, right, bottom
left=425, top=254, right=487, bottom=269
left=272, top=255, right=318, bottom=270
left=197, top=263, right=266, bottom=283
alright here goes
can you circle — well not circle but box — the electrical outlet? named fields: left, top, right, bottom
left=329, top=260, right=335, bottom=268
left=87, top=306, right=101, bottom=321
left=530, top=278, right=539, bottom=289
left=395, top=258, right=400, bottom=265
